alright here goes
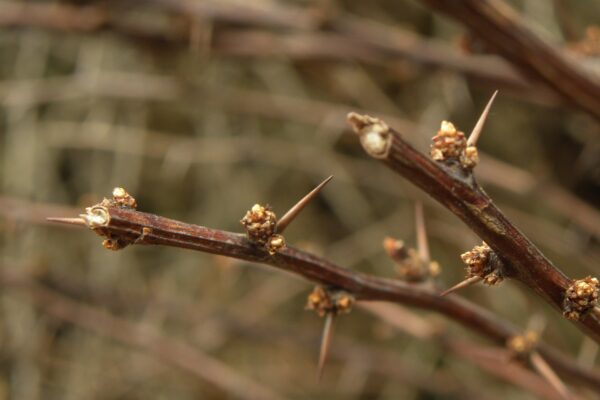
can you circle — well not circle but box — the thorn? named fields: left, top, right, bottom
left=440, top=276, right=482, bottom=297
left=577, top=336, right=598, bottom=369
left=414, top=202, right=430, bottom=265
left=276, top=176, right=333, bottom=234
left=46, top=217, right=87, bottom=227
left=526, top=314, right=546, bottom=335
left=317, top=312, right=335, bottom=382
left=530, top=351, right=571, bottom=400
left=467, top=90, right=498, bottom=147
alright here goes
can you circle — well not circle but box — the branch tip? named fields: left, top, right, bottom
left=346, top=112, right=391, bottom=158
left=530, top=352, right=571, bottom=400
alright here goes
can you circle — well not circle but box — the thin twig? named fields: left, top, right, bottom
left=47, top=205, right=600, bottom=391
left=347, top=112, right=600, bottom=343
left=531, top=351, right=572, bottom=400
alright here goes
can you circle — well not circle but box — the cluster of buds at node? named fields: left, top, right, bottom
left=383, top=237, right=440, bottom=282
left=507, top=330, right=539, bottom=358
left=100, top=187, right=137, bottom=209
left=430, top=121, right=479, bottom=169
left=240, top=204, right=286, bottom=255
left=563, top=276, right=599, bottom=320
left=461, top=242, right=503, bottom=285
left=81, top=187, right=138, bottom=251
left=306, top=286, right=354, bottom=317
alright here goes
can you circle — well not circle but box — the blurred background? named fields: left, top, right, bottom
left=1, top=0, right=600, bottom=398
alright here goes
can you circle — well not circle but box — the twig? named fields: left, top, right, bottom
left=47, top=205, right=600, bottom=391
left=347, top=112, right=600, bottom=343
left=445, top=339, right=567, bottom=400
left=531, top=352, right=572, bottom=400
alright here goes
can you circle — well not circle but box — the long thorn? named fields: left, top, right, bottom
left=317, top=312, right=335, bottom=382
left=467, top=90, right=498, bottom=147
left=276, top=175, right=333, bottom=234
left=440, top=276, right=482, bottom=297
left=577, top=336, right=598, bottom=369
left=530, top=351, right=571, bottom=400
left=415, top=202, right=429, bottom=265
left=526, top=313, right=546, bottom=335
left=46, top=217, right=87, bottom=227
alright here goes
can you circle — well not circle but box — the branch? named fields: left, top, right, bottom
left=48, top=203, right=600, bottom=391
left=346, top=111, right=600, bottom=343
left=419, top=0, right=600, bottom=122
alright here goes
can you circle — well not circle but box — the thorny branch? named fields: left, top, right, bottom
left=49, top=198, right=600, bottom=391
left=346, top=110, right=600, bottom=343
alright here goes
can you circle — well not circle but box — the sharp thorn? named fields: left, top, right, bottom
left=577, top=336, right=598, bottom=369
left=317, top=312, right=335, bottom=382
left=276, top=175, right=333, bottom=234
left=46, top=217, right=87, bottom=227
left=526, top=313, right=546, bottom=335
left=415, top=202, right=430, bottom=265
left=440, top=276, right=482, bottom=297
left=467, top=90, right=498, bottom=147
left=530, top=352, right=571, bottom=400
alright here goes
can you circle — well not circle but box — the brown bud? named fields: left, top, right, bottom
left=384, top=237, right=440, bottom=282
left=507, top=330, right=539, bottom=356
left=460, top=146, right=479, bottom=169
left=266, top=234, right=286, bottom=255
left=430, top=121, right=467, bottom=161
left=240, top=204, right=277, bottom=246
left=111, top=187, right=137, bottom=209
left=306, top=286, right=354, bottom=317
left=461, top=242, right=503, bottom=285
left=563, top=276, right=599, bottom=320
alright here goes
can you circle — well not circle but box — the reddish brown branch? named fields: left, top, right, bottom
left=420, top=0, right=600, bottom=122
left=347, top=113, right=600, bottom=344
left=49, top=205, right=600, bottom=391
